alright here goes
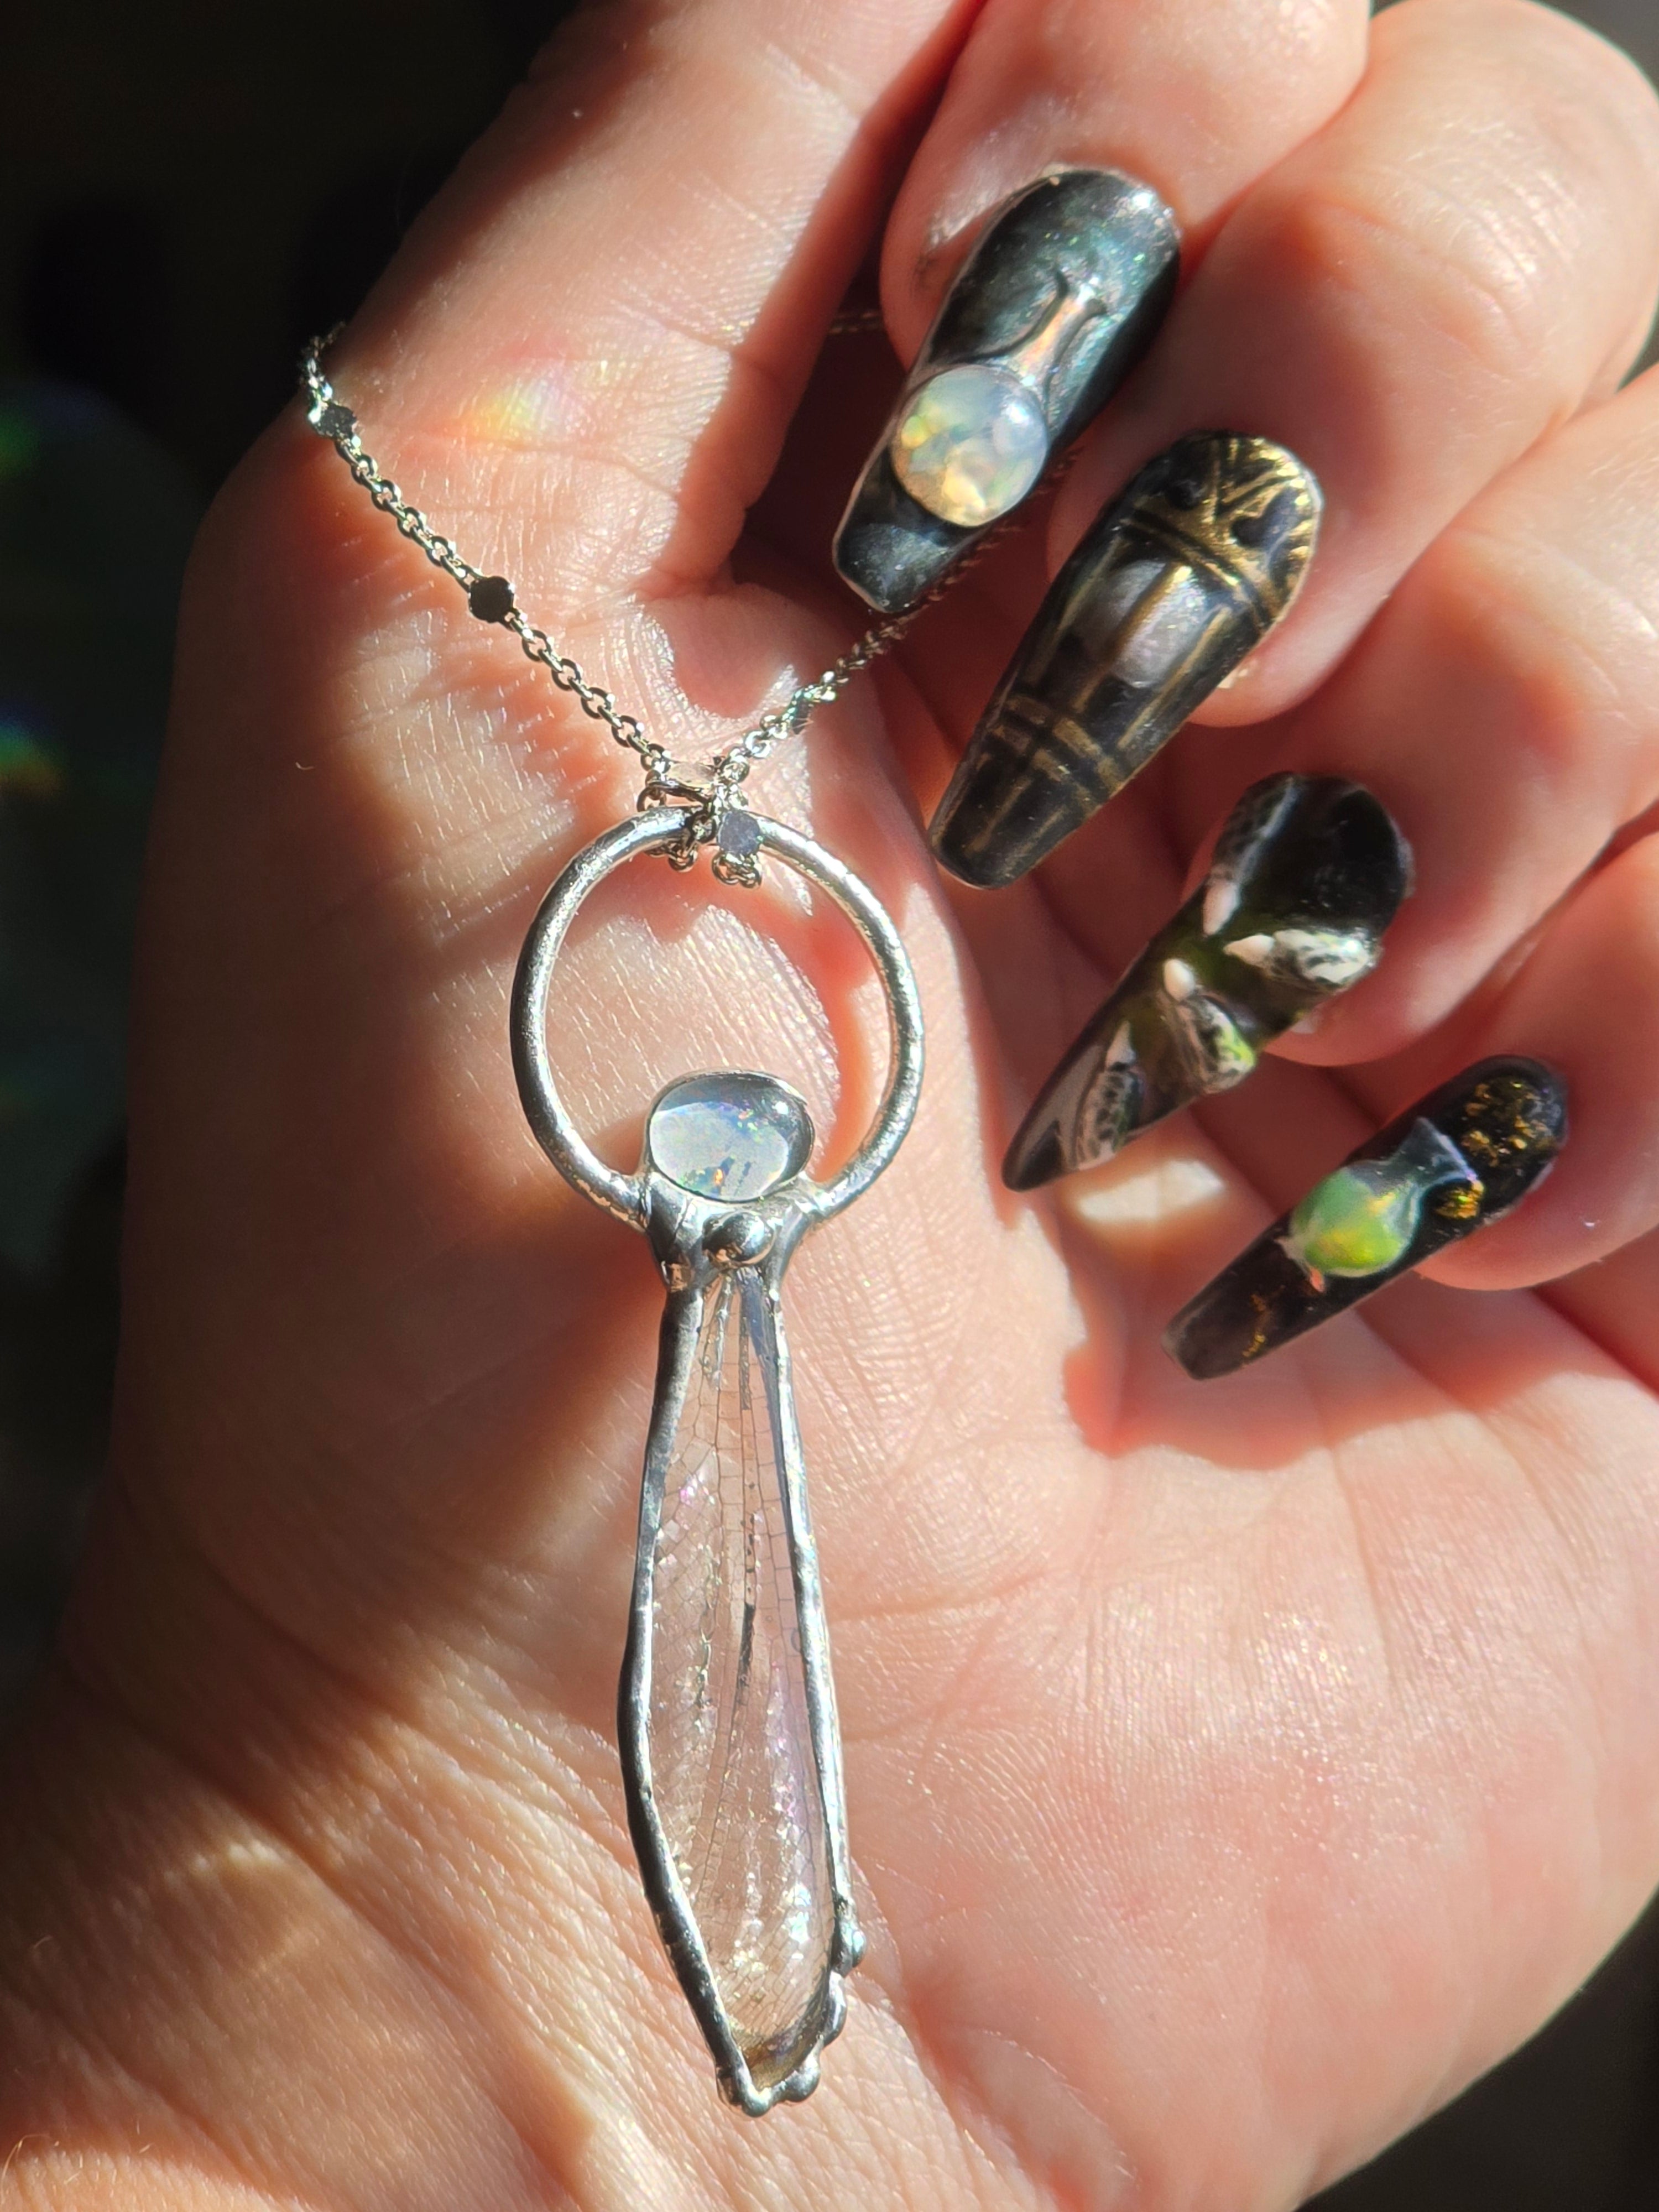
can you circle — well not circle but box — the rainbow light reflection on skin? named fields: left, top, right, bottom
left=462, top=357, right=633, bottom=450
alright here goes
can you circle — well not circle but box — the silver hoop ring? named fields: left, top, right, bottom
left=511, top=805, right=924, bottom=1230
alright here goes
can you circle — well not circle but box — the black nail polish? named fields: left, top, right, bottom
left=1005, top=775, right=1412, bottom=1191
left=930, top=431, right=1322, bottom=889
left=1163, top=1057, right=1569, bottom=1380
left=833, top=170, right=1180, bottom=615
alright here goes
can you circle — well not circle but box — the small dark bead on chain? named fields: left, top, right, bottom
left=712, top=807, right=763, bottom=887
left=717, top=809, right=761, bottom=861
left=468, top=575, right=516, bottom=623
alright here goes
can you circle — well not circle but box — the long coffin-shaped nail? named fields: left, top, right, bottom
left=931, top=431, right=1322, bottom=889
left=1005, top=774, right=1412, bottom=1191
left=1163, top=1056, right=1568, bottom=1380
left=833, top=170, right=1180, bottom=615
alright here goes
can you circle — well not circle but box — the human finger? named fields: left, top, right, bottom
left=1243, top=354, right=1659, bottom=1072
left=1410, top=830, right=1659, bottom=1291
left=1546, top=1225, right=1659, bottom=1390
left=1001, top=771, right=1414, bottom=1191
left=997, top=347, right=1659, bottom=1170
left=1164, top=1053, right=1569, bottom=1377
left=828, top=0, right=1369, bottom=612
left=1161, top=822, right=1659, bottom=1372
left=931, top=0, right=1659, bottom=889
left=319, top=0, right=980, bottom=692
left=1084, top=0, right=1659, bottom=727
left=880, top=0, right=1371, bottom=330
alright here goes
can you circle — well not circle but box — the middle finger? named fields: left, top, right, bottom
left=1053, top=0, right=1659, bottom=731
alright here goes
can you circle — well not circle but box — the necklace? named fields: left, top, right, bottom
left=302, top=335, right=924, bottom=2114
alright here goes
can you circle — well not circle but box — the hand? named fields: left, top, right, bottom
left=5, top=1, right=1659, bottom=2204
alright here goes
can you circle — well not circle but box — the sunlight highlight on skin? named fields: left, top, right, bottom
left=156, top=1835, right=290, bottom=1891
left=1060, top=1147, right=1233, bottom=1249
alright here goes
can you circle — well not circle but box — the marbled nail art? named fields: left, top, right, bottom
left=1163, top=1057, right=1569, bottom=1380
left=931, top=431, right=1322, bottom=889
left=833, top=170, right=1180, bottom=615
left=1004, top=774, right=1411, bottom=1190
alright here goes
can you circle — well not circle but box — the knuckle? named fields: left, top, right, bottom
left=1389, top=375, right=1659, bottom=838
left=1506, top=8, right=1659, bottom=260
left=1424, top=513, right=1656, bottom=813
left=1249, top=0, right=1659, bottom=399
left=1301, top=177, right=1557, bottom=380
left=1437, top=540, right=1602, bottom=791
left=1262, top=61, right=1656, bottom=394
left=1501, top=0, right=1659, bottom=143
left=1416, top=2, right=1659, bottom=225
left=1259, top=176, right=1554, bottom=387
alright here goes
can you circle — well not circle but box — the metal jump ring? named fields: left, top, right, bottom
left=510, top=805, right=924, bottom=1231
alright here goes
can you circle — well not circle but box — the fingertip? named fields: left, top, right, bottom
left=880, top=0, right=1370, bottom=340
left=1420, top=837, right=1659, bottom=1291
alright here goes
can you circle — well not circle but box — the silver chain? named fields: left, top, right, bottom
left=299, top=326, right=928, bottom=872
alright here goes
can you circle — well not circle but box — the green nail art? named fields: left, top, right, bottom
left=1280, top=1120, right=1478, bottom=1291
left=1164, top=1059, right=1569, bottom=1380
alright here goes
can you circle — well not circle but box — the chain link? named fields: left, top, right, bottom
left=302, top=333, right=662, bottom=766
left=300, top=326, right=1057, bottom=869
left=300, top=327, right=933, bottom=816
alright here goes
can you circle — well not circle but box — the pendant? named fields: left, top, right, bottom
left=511, top=804, right=923, bottom=2113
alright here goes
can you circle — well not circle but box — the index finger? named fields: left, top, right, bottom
left=881, top=0, right=1371, bottom=345
left=828, top=0, right=1369, bottom=614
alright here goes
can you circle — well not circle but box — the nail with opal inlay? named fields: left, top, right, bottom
left=1162, top=1056, right=1568, bottom=1380
left=1005, top=774, right=1412, bottom=1191
left=931, top=431, right=1323, bottom=889
left=833, top=170, right=1180, bottom=614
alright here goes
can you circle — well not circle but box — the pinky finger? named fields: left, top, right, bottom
left=1547, top=1226, right=1659, bottom=1390
left=1159, top=833, right=1659, bottom=1378
left=1410, top=833, right=1659, bottom=1292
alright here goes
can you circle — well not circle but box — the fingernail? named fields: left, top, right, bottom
left=1004, top=775, right=1412, bottom=1190
left=833, top=170, right=1180, bottom=615
left=1163, top=1056, right=1568, bottom=1380
left=930, top=432, right=1322, bottom=888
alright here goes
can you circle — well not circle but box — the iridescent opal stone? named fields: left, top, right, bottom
left=1164, top=1058, right=1567, bottom=1380
left=646, top=1073, right=813, bottom=1202
left=1282, top=1119, right=1474, bottom=1285
left=889, top=364, right=1049, bottom=526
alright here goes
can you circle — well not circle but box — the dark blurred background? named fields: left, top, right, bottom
left=0, top=4, right=1655, bottom=2203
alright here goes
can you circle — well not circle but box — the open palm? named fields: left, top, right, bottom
left=6, top=0, right=1659, bottom=2206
